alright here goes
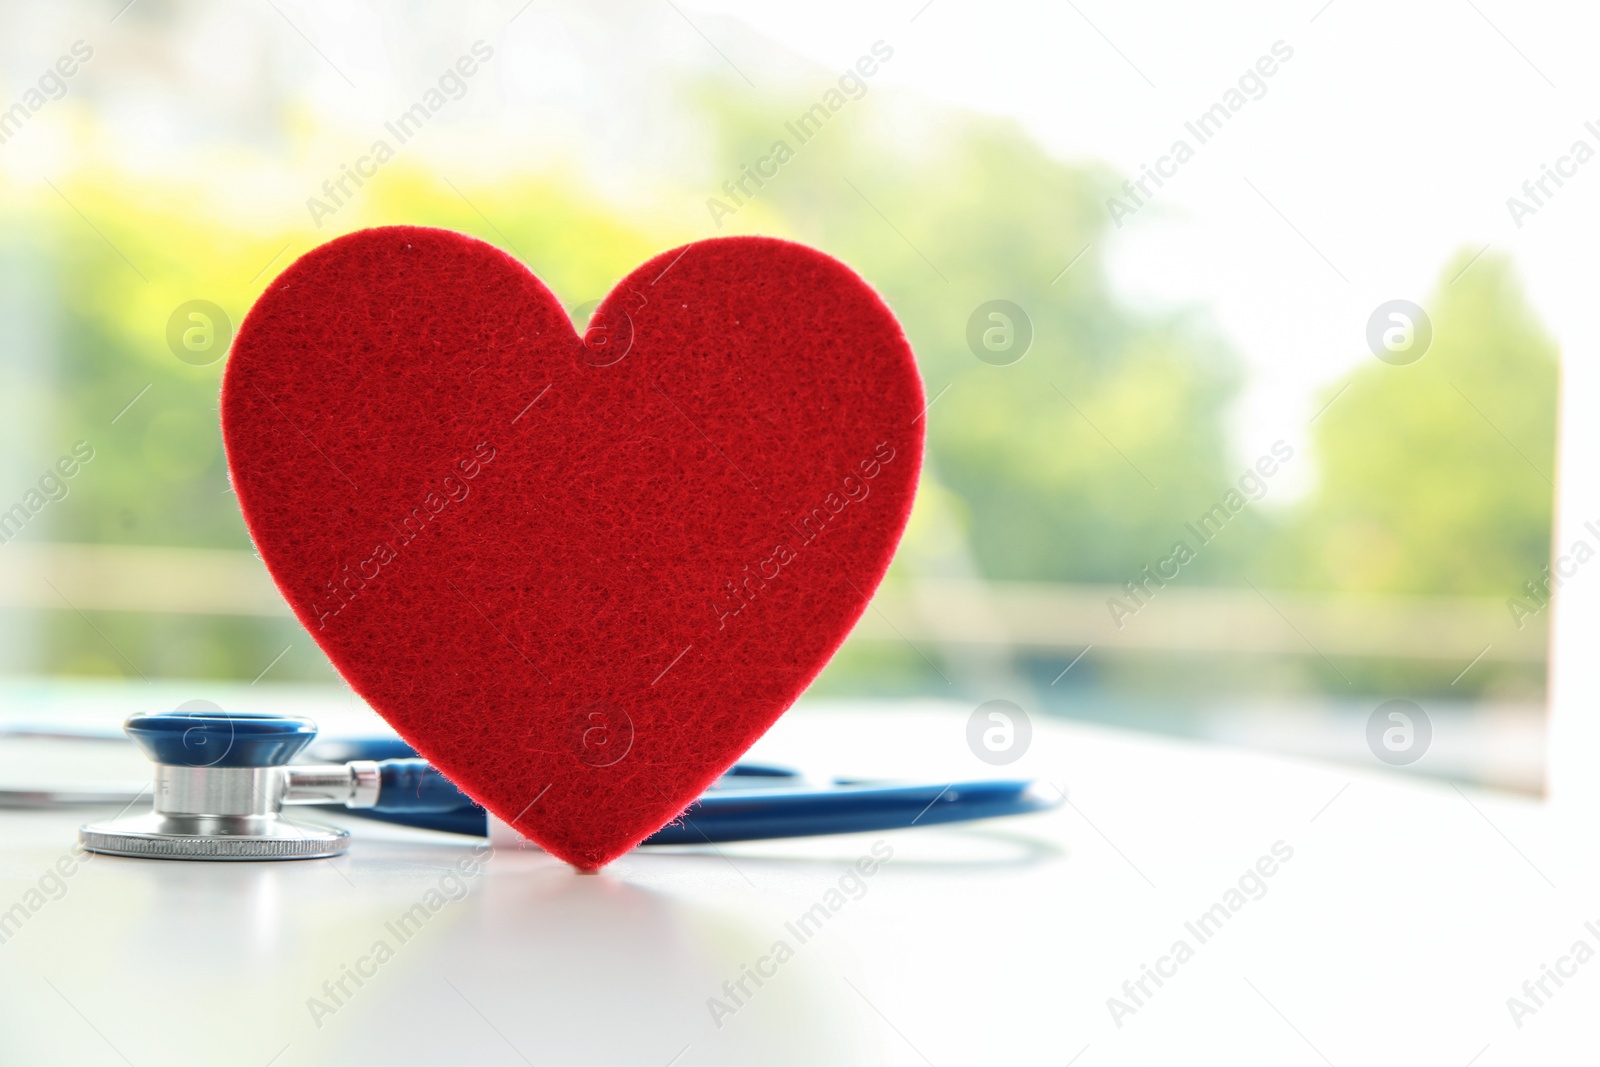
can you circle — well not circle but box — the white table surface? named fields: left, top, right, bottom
left=0, top=686, right=1591, bottom=1066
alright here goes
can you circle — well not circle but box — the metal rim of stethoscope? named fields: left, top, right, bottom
left=0, top=712, right=1063, bottom=861
left=78, top=712, right=362, bottom=860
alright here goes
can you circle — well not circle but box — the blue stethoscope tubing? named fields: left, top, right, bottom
left=317, top=739, right=1060, bottom=843
left=1, top=726, right=1062, bottom=844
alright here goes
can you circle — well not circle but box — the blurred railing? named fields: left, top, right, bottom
left=0, top=543, right=284, bottom=616
left=861, top=581, right=1544, bottom=663
left=0, top=543, right=1546, bottom=663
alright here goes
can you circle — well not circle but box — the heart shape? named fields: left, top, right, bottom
left=222, top=226, right=923, bottom=868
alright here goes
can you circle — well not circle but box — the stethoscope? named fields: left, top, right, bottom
left=0, top=712, right=1060, bottom=861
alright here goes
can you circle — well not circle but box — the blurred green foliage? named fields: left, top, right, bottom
left=1270, top=251, right=1557, bottom=597
left=755, top=114, right=1252, bottom=587
left=0, top=74, right=1557, bottom=698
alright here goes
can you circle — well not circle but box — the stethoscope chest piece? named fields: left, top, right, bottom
left=65, top=709, right=1063, bottom=861
left=80, top=810, right=348, bottom=860
left=80, top=712, right=356, bottom=861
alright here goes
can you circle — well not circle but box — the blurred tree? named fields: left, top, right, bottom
left=1271, top=252, right=1557, bottom=598
left=3, top=69, right=1557, bottom=696
left=20, top=166, right=672, bottom=681
left=702, top=97, right=1253, bottom=586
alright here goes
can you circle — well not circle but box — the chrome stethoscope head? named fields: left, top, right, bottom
left=79, top=711, right=380, bottom=861
left=70, top=710, right=1062, bottom=861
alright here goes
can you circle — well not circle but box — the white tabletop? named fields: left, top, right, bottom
left=0, top=689, right=1589, bottom=1066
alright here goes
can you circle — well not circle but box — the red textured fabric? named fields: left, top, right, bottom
left=222, top=226, right=924, bottom=869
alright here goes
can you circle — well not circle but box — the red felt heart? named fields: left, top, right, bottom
left=221, top=226, right=923, bottom=869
